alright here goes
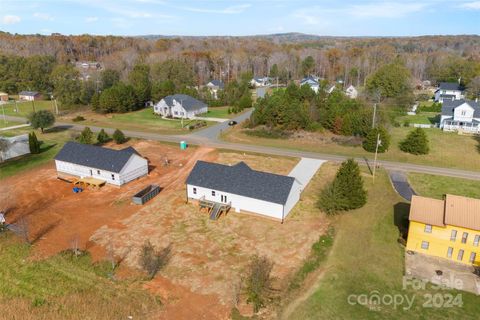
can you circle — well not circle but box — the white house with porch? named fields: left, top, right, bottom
left=345, top=85, right=358, bottom=99
left=206, top=80, right=224, bottom=99
left=440, top=100, right=480, bottom=133
left=435, top=82, right=465, bottom=103
left=153, top=94, right=208, bottom=119
left=186, top=161, right=303, bottom=221
left=54, top=142, right=148, bottom=186
left=250, top=77, right=271, bottom=88
left=300, top=76, right=320, bottom=93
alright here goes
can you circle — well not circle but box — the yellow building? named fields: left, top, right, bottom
left=406, top=194, right=480, bottom=266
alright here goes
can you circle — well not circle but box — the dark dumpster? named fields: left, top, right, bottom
left=132, top=185, right=161, bottom=205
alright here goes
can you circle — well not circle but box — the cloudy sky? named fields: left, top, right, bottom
left=0, top=0, right=479, bottom=36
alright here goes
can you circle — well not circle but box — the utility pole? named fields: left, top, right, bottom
left=372, top=133, right=381, bottom=183
left=372, top=103, right=377, bottom=129
left=1, top=103, right=6, bottom=124
left=32, top=100, right=36, bottom=113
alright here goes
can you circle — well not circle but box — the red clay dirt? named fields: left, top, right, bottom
left=1, top=140, right=328, bottom=319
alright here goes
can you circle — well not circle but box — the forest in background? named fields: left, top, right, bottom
left=1, top=32, right=480, bottom=87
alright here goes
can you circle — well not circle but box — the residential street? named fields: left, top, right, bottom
left=4, top=112, right=480, bottom=181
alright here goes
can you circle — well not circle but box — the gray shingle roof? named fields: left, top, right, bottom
left=18, top=91, right=39, bottom=96
left=208, top=80, right=224, bottom=89
left=163, top=94, right=207, bottom=112
left=438, top=82, right=464, bottom=91
left=55, top=142, right=142, bottom=173
left=186, top=160, right=296, bottom=205
left=442, top=100, right=480, bottom=117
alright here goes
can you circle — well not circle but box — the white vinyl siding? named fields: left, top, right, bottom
left=55, top=153, right=148, bottom=186
left=187, top=184, right=285, bottom=220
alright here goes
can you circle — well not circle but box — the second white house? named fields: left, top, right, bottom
left=186, top=160, right=303, bottom=221
left=54, top=142, right=148, bottom=186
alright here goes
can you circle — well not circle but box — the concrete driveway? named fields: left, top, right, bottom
left=288, top=158, right=326, bottom=188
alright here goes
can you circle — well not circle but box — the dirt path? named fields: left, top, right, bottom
left=279, top=254, right=334, bottom=319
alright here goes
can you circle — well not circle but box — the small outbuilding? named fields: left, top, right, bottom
left=54, top=142, right=148, bottom=186
left=153, top=94, right=208, bottom=119
left=18, top=91, right=41, bottom=101
left=186, top=160, right=303, bottom=221
left=0, top=134, right=30, bottom=162
left=0, top=92, right=8, bottom=102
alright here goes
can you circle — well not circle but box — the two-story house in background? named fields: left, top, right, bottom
left=153, top=94, right=208, bottom=119
left=440, top=99, right=480, bottom=133
left=406, top=194, right=480, bottom=266
left=434, top=82, right=465, bottom=103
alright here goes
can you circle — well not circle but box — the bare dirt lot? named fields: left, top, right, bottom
left=1, top=140, right=328, bottom=319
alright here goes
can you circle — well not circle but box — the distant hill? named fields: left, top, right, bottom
left=138, top=32, right=352, bottom=43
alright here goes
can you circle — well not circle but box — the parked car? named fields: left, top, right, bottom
left=228, top=120, right=237, bottom=126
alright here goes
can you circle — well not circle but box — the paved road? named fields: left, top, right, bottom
left=4, top=112, right=480, bottom=181
left=388, top=171, right=417, bottom=201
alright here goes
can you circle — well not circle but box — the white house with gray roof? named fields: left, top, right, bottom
left=435, top=82, right=465, bottom=103
left=153, top=94, right=208, bottom=119
left=54, top=142, right=148, bottom=186
left=440, top=99, right=480, bottom=133
left=206, top=80, right=224, bottom=99
left=186, top=161, right=303, bottom=221
left=300, top=76, right=320, bottom=93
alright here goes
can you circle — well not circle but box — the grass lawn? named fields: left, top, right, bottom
left=0, top=120, right=24, bottom=128
left=397, top=112, right=440, bottom=125
left=408, top=173, right=480, bottom=200
left=1, top=100, right=57, bottom=117
left=223, top=126, right=480, bottom=172
left=0, top=233, right=160, bottom=319
left=288, top=165, right=480, bottom=319
left=199, top=106, right=232, bottom=119
left=62, top=108, right=215, bottom=135
left=0, top=129, right=70, bottom=180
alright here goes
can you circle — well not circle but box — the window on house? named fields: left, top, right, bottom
left=447, top=247, right=453, bottom=258
left=97, top=170, right=101, bottom=175
left=474, top=235, right=480, bottom=247
left=461, top=110, right=466, bottom=116
left=193, top=187, right=197, bottom=195
left=424, top=225, right=432, bottom=233
left=462, top=232, right=469, bottom=244
left=421, top=241, right=429, bottom=250
left=212, top=191, right=215, bottom=196
left=451, top=230, right=457, bottom=241
left=469, top=252, right=476, bottom=264
left=457, top=249, right=464, bottom=261
left=111, top=174, right=115, bottom=180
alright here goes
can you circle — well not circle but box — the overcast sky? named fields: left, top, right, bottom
left=0, top=0, right=479, bottom=36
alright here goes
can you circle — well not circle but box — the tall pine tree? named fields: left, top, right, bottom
left=318, top=159, right=367, bottom=214
left=28, top=132, right=41, bottom=154
left=399, top=128, right=429, bottom=155
left=363, top=126, right=390, bottom=153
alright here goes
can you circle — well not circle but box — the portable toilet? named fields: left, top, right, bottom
left=180, top=141, right=187, bottom=150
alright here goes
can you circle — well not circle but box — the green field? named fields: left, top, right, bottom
left=408, top=173, right=480, bottom=200
left=0, top=128, right=70, bottom=180
left=397, top=112, right=440, bottom=125
left=199, top=106, right=232, bottom=119
left=1, top=100, right=58, bottom=117
left=223, top=127, right=480, bottom=171
left=288, top=165, right=480, bottom=319
left=0, top=233, right=160, bottom=319
left=0, top=120, right=24, bottom=128
left=63, top=108, right=215, bottom=135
